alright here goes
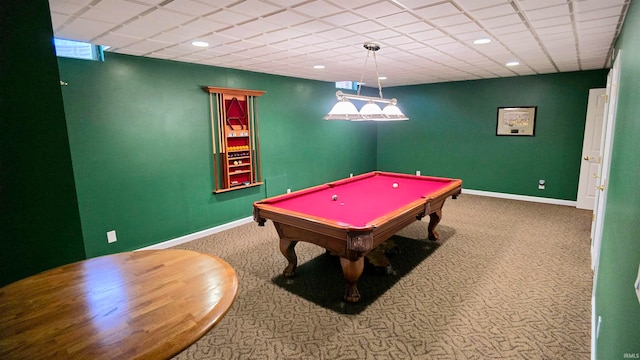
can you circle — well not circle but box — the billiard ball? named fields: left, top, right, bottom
left=332, top=194, right=338, bottom=201
left=392, top=183, right=398, bottom=188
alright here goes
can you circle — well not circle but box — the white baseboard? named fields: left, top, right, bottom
left=138, top=190, right=575, bottom=251
left=137, top=216, right=254, bottom=250
left=462, top=188, right=577, bottom=207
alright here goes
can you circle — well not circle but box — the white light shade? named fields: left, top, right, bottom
left=359, top=101, right=383, bottom=120
left=359, top=102, right=382, bottom=114
left=323, top=99, right=359, bottom=120
left=381, top=104, right=409, bottom=121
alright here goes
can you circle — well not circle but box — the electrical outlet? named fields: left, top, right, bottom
left=538, top=179, right=545, bottom=190
left=107, top=230, right=117, bottom=243
left=416, top=170, right=421, bottom=176
left=350, top=173, right=353, bottom=177
left=286, top=188, right=291, bottom=193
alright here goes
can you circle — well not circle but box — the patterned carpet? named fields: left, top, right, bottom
left=172, top=194, right=593, bottom=359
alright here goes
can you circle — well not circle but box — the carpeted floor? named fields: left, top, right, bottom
left=172, top=194, right=593, bottom=359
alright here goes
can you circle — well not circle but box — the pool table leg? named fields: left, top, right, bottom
left=340, top=257, right=364, bottom=303
left=279, top=238, right=298, bottom=277
left=428, top=209, right=442, bottom=240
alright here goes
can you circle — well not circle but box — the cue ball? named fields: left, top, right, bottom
left=332, top=194, right=338, bottom=201
left=393, top=183, right=398, bottom=188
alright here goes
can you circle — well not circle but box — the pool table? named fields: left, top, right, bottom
left=253, top=171, right=462, bottom=302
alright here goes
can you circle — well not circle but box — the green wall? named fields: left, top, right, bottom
left=5, top=4, right=639, bottom=356
left=57, top=54, right=377, bottom=257
left=377, top=71, right=607, bottom=200
left=595, top=0, right=640, bottom=357
left=0, top=0, right=85, bottom=286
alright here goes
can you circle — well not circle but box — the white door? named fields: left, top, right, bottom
left=576, top=88, right=606, bottom=210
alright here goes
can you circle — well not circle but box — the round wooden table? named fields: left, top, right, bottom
left=0, top=249, right=238, bottom=359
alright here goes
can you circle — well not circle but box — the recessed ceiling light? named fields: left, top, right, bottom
left=378, top=76, right=387, bottom=80
left=191, top=41, right=209, bottom=47
left=473, top=38, right=491, bottom=45
left=314, top=65, right=325, bottom=69
left=506, top=61, right=520, bottom=67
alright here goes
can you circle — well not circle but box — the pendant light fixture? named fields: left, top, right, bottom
left=324, top=43, right=408, bottom=121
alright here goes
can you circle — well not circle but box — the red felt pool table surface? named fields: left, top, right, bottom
left=258, top=171, right=459, bottom=228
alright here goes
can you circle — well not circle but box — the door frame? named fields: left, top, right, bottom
left=591, top=49, right=622, bottom=360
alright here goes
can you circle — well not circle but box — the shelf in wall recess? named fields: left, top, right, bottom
left=213, top=182, right=263, bottom=194
left=205, top=86, right=265, bottom=193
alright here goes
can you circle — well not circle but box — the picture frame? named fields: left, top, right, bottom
left=496, top=106, right=537, bottom=136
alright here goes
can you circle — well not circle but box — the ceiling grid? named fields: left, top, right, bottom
left=49, top=0, right=629, bottom=86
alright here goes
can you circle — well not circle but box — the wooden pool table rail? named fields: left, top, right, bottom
left=254, top=172, right=462, bottom=302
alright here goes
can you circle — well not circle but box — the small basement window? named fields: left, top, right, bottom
left=54, top=38, right=105, bottom=61
left=335, top=81, right=360, bottom=91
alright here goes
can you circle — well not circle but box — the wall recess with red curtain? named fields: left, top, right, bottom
left=203, top=86, right=265, bottom=193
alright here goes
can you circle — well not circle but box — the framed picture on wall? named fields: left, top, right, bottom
left=496, top=106, right=537, bottom=136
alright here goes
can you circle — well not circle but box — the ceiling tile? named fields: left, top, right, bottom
left=50, top=12, right=71, bottom=30
left=94, top=32, right=141, bottom=48
left=411, top=29, right=447, bottom=41
left=394, top=0, right=443, bottom=10
left=454, top=0, right=511, bottom=11
left=162, top=0, right=217, bottom=16
left=204, top=9, right=253, bottom=24
left=535, top=24, right=573, bottom=36
left=114, top=9, right=192, bottom=38
left=375, top=11, right=421, bottom=27
left=345, top=20, right=386, bottom=34
left=444, top=21, right=482, bottom=35
left=574, top=0, right=627, bottom=13
left=122, top=39, right=172, bottom=54
left=317, top=27, right=358, bottom=41
left=413, top=3, right=461, bottom=20
left=263, top=9, right=312, bottom=26
left=430, top=14, right=473, bottom=27
left=576, top=6, right=625, bottom=21
left=365, top=28, right=403, bottom=41
left=226, top=0, right=281, bottom=18
left=529, top=16, right=571, bottom=28
left=470, top=4, right=516, bottom=19
left=49, top=0, right=86, bottom=15
left=57, top=18, right=116, bottom=42
left=266, top=0, right=310, bottom=6
left=292, top=1, right=343, bottom=17
left=516, top=0, right=567, bottom=11
left=394, top=21, right=433, bottom=34
left=490, top=22, right=529, bottom=34
left=479, top=13, right=523, bottom=28
left=524, top=5, right=570, bottom=20
left=356, top=2, right=404, bottom=18
left=321, top=11, right=367, bottom=26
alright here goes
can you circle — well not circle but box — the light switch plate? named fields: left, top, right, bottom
left=107, top=230, right=117, bottom=243
left=634, top=263, right=640, bottom=305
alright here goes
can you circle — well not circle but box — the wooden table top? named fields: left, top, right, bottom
left=0, top=249, right=238, bottom=359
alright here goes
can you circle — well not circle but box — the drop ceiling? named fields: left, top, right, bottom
left=49, top=0, right=630, bottom=87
